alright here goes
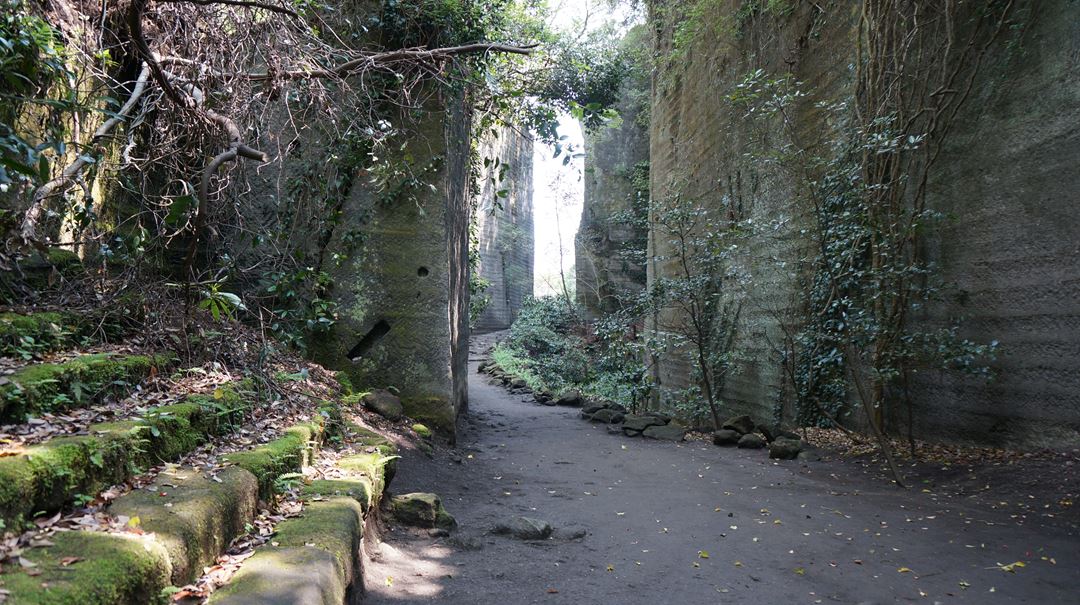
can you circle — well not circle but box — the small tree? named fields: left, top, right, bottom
left=648, top=191, right=750, bottom=429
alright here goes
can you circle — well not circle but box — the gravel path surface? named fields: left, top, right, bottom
left=361, top=333, right=1080, bottom=604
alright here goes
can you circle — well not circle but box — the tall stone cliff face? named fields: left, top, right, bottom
left=473, top=128, right=535, bottom=332
left=642, top=1, right=1080, bottom=448
left=240, top=90, right=473, bottom=436
left=577, top=37, right=650, bottom=317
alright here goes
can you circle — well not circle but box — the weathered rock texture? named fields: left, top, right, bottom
left=473, top=127, right=535, bottom=332
left=242, top=91, right=473, bottom=435
left=644, top=1, right=1080, bottom=448
left=576, top=27, right=650, bottom=317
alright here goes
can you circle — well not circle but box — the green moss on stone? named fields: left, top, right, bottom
left=0, top=530, right=171, bottom=605
left=109, top=466, right=258, bottom=584
left=0, top=381, right=252, bottom=529
left=223, top=421, right=323, bottom=498
left=411, top=423, right=432, bottom=438
left=0, top=352, right=178, bottom=422
left=400, top=395, right=455, bottom=432
left=301, top=479, right=375, bottom=512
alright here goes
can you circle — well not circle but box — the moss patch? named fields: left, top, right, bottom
left=209, top=498, right=363, bottom=605
left=223, top=421, right=323, bottom=499
left=0, top=381, right=253, bottom=529
left=0, top=352, right=178, bottom=422
left=0, top=307, right=135, bottom=358
left=109, top=466, right=258, bottom=585
left=400, top=395, right=455, bottom=432
left=0, top=530, right=171, bottom=605
left=301, top=479, right=375, bottom=512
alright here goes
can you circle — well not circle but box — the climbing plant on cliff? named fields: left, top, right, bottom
left=729, top=2, right=1019, bottom=483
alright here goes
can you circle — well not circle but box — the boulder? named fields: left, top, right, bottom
left=644, top=412, right=672, bottom=424
left=391, top=493, right=456, bottom=529
left=555, top=391, right=583, bottom=407
left=712, top=429, right=741, bottom=446
left=607, top=404, right=629, bottom=414
left=510, top=378, right=528, bottom=389
left=736, top=433, right=766, bottom=449
left=768, top=437, right=803, bottom=460
left=582, top=404, right=605, bottom=415
left=797, top=447, right=823, bottom=462
left=534, top=391, right=552, bottom=404
left=362, top=389, right=404, bottom=421
left=491, top=517, right=552, bottom=540
left=642, top=424, right=686, bottom=441
left=622, top=427, right=643, bottom=437
left=622, top=415, right=664, bottom=432
left=722, top=415, right=755, bottom=435
left=590, top=409, right=623, bottom=424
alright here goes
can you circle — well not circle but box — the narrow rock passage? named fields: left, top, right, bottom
left=362, top=333, right=1079, bottom=604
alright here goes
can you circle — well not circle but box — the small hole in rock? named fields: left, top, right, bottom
left=347, top=320, right=391, bottom=360
left=417, top=266, right=429, bottom=277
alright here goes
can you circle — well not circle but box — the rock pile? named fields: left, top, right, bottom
left=481, top=356, right=815, bottom=460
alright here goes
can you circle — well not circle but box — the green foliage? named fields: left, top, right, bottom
left=198, top=283, right=246, bottom=322
left=0, top=0, right=70, bottom=189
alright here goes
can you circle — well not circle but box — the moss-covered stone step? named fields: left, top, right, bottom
left=0, top=352, right=177, bottom=422
left=109, top=466, right=258, bottom=585
left=0, top=383, right=250, bottom=529
left=0, top=417, right=343, bottom=603
left=0, top=308, right=134, bottom=359
left=223, top=420, right=325, bottom=500
left=207, top=497, right=366, bottom=605
left=0, top=530, right=172, bottom=605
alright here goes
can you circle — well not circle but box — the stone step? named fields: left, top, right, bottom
left=0, top=307, right=134, bottom=359
left=2, top=415, right=341, bottom=604
left=209, top=426, right=397, bottom=605
left=0, top=351, right=176, bottom=423
left=0, top=381, right=251, bottom=529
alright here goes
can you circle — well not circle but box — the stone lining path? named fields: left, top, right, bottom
left=361, top=332, right=1079, bottom=604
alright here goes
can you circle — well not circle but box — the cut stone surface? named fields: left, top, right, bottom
left=491, top=516, right=553, bottom=540
left=712, top=429, right=741, bottom=446
left=1, top=530, right=172, bottom=605
left=622, top=415, right=664, bottom=432
left=737, top=433, right=766, bottom=449
left=224, top=421, right=324, bottom=498
left=209, top=498, right=365, bottom=605
left=722, top=415, right=755, bottom=435
left=768, top=437, right=803, bottom=460
left=361, top=389, right=404, bottom=420
left=0, top=352, right=176, bottom=422
left=109, top=465, right=258, bottom=584
left=643, top=424, right=687, bottom=441
left=0, top=382, right=252, bottom=528
left=391, top=492, right=456, bottom=529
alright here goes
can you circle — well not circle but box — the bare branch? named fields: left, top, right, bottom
left=246, top=42, right=540, bottom=81
left=155, top=0, right=299, bottom=18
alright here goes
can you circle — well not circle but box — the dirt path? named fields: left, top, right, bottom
left=361, top=333, right=1080, bottom=604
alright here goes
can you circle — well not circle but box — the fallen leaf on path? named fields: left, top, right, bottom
left=606, top=565, right=614, bottom=572
left=59, top=557, right=82, bottom=566
left=993, top=561, right=1026, bottom=573
left=794, top=567, right=806, bottom=575
left=898, top=567, right=912, bottom=573
left=698, top=550, right=709, bottom=559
